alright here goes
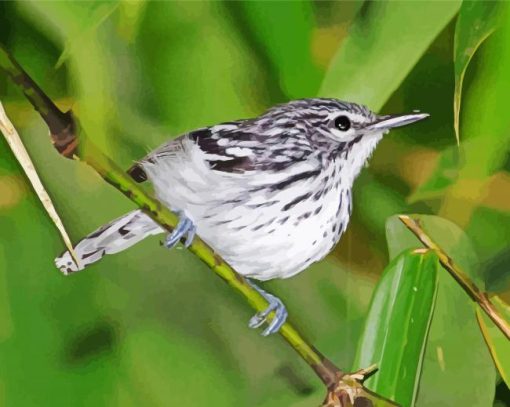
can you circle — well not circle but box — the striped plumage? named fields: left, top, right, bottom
left=55, top=98, right=428, bottom=335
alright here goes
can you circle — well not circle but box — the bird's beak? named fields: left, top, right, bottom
left=364, top=112, right=430, bottom=132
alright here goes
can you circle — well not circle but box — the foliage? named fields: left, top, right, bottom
left=0, top=1, right=509, bottom=406
left=386, top=215, right=496, bottom=406
left=353, top=249, right=439, bottom=406
left=477, top=296, right=510, bottom=389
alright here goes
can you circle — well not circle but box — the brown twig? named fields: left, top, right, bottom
left=0, top=46, right=77, bottom=157
left=323, top=365, right=398, bottom=407
left=398, top=215, right=510, bottom=340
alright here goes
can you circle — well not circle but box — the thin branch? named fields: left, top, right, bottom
left=399, top=215, right=510, bottom=341
left=0, top=46, right=76, bottom=157
left=0, top=44, right=400, bottom=406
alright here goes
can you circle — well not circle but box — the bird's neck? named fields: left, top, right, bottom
left=335, top=134, right=383, bottom=188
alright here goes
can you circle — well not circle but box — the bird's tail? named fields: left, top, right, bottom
left=55, top=210, right=165, bottom=275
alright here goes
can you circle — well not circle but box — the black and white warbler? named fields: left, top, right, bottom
left=56, top=98, right=428, bottom=335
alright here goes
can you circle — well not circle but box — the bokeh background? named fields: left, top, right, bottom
left=0, top=1, right=509, bottom=406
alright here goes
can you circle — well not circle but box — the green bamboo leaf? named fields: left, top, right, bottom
left=453, top=0, right=500, bottom=143
left=386, top=215, right=478, bottom=278
left=53, top=2, right=120, bottom=69
left=137, top=1, right=262, bottom=133
left=414, top=4, right=510, bottom=207
left=228, top=1, right=322, bottom=99
left=353, top=249, right=439, bottom=407
left=19, top=1, right=123, bottom=158
left=319, top=0, right=461, bottom=110
left=453, top=5, right=510, bottom=180
left=385, top=214, right=496, bottom=406
left=476, top=296, right=510, bottom=388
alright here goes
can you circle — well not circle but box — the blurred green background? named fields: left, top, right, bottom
left=0, top=1, right=509, bottom=406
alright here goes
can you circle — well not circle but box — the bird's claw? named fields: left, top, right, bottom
left=247, top=280, right=288, bottom=336
left=165, top=215, right=196, bottom=249
left=248, top=312, right=266, bottom=329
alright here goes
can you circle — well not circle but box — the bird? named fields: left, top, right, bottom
left=55, top=98, right=429, bottom=336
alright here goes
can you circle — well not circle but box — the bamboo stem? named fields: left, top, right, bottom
left=398, top=215, right=510, bottom=341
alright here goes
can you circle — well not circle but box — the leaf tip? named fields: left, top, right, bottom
left=397, top=214, right=411, bottom=224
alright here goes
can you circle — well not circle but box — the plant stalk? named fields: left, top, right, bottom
left=399, top=215, right=510, bottom=340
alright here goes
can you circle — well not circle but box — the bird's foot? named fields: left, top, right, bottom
left=247, top=280, right=288, bottom=336
left=165, top=214, right=196, bottom=249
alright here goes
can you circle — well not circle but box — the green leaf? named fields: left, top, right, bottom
left=416, top=4, right=510, bottom=209
left=385, top=214, right=496, bottom=407
left=353, top=249, right=439, bottom=407
left=228, top=1, right=322, bottom=99
left=137, top=1, right=262, bottom=134
left=454, top=0, right=500, bottom=143
left=476, top=296, right=510, bottom=388
left=319, top=0, right=461, bottom=110
left=19, top=1, right=123, bottom=158
left=456, top=6, right=510, bottom=179
left=53, top=2, right=120, bottom=69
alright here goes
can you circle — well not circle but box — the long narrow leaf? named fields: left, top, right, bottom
left=476, top=296, right=510, bottom=388
left=319, top=0, right=461, bottom=110
left=353, top=249, right=439, bottom=406
left=228, top=1, right=322, bottom=99
left=414, top=3, right=510, bottom=221
left=0, top=101, right=78, bottom=265
left=386, top=215, right=496, bottom=407
left=454, top=0, right=500, bottom=143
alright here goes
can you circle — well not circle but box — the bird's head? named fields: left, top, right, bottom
left=265, top=98, right=428, bottom=148
left=261, top=97, right=429, bottom=182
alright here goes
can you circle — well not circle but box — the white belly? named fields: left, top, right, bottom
left=142, top=144, right=351, bottom=281
left=197, top=185, right=349, bottom=280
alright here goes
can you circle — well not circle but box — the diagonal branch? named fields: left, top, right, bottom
left=0, top=44, right=399, bottom=406
left=0, top=46, right=76, bottom=157
left=399, top=215, right=510, bottom=341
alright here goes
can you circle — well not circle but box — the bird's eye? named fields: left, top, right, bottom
left=334, top=115, right=351, bottom=131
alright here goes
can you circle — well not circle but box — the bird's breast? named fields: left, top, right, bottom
left=193, top=161, right=351, bottom=280
left=147, top=153, right=351, bottom=281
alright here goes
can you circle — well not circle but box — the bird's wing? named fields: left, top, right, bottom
left=128, top=121, right=313, bottom=181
